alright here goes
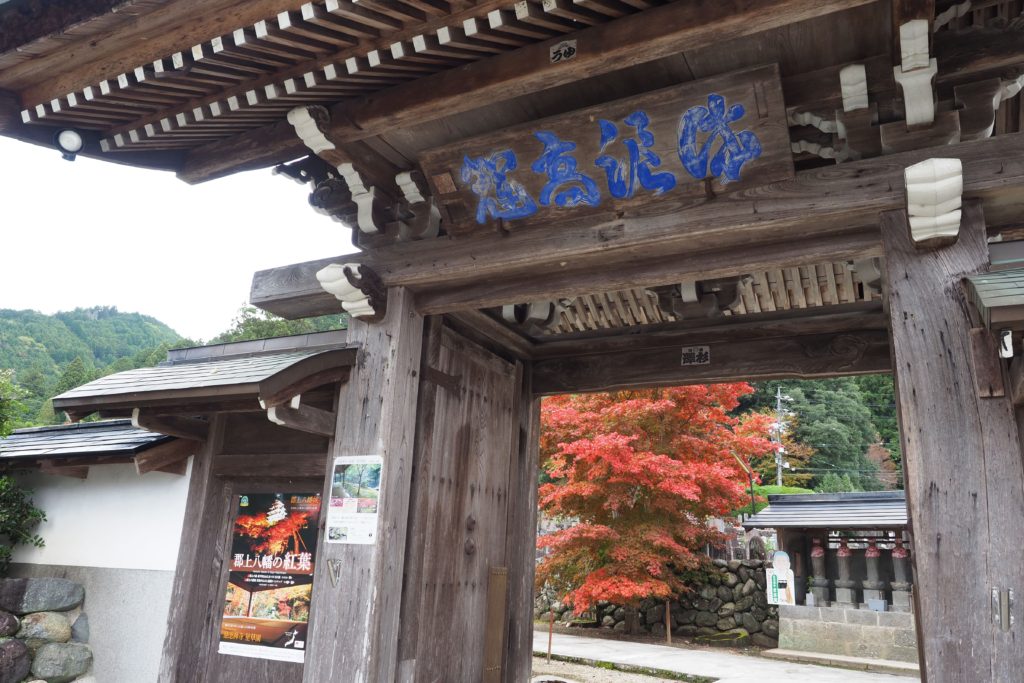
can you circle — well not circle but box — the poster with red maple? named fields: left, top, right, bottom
left=218, top=492, right=321, bottom=663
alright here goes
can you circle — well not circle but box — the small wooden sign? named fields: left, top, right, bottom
left=419, top=65, right=793, bottom=236
left=681, top=346, right=711, bottom=366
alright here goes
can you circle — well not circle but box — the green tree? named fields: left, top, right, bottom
left=208, top=306, right=347, bottom=345
left=0, top=371, right=45, bottom=575
left=0, top=370, right=25, bottom=437
left=854, top=374, right=902, bottom=485
left=816, top=472, right=857, bottom=493
left=740, top=379, right=883, bottom=490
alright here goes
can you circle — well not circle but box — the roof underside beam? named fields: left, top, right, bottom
left=251, top=130, right=1024, bottom=320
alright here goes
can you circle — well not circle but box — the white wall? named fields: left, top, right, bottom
left=13, top=459, right=192, bottom=570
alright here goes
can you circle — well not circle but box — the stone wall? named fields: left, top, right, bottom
left=0, top=578, right=94, bottom=683
left=535, top=559, right=780, bottom=649
left=778, top=604, right=918, bottom=662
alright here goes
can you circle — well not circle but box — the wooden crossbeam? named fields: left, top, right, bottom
left=178, top=0, right=875, bottom=183
left=251, top=131, right=1024, bottom=319
left=132, top=408, right=210, bottom=442
left=532, top=328, right=890, bottom=394
left=39, top=460, right=90, bottom=479
left=266, top=402, right=337, bottom=437
left=133, top=438, right=199, bottom=476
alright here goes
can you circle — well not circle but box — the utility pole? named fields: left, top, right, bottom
left=774, top=386, right=785, bottom=486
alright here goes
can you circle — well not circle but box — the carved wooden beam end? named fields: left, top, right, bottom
left=904, top=157, right=963, bottom=248
left=316, top=263, right=387, bottom=323
left=287, top=105, right=389, bottom=236
left=893, top=20, right=937, bottom=127
left=500, top=300, right=570, bottom=336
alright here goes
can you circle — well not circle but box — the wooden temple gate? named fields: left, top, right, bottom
left=6, top=0, right=1024, bottom=680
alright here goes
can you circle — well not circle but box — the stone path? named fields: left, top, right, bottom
left=533, top=631, right=919, bottom=682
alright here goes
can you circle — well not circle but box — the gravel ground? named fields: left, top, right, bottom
left=531, top=656, right=677, bottom=682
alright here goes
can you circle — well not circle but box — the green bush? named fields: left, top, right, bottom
left=0, top=476, right=45, bottom=575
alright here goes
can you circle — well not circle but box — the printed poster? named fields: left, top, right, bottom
left=326, top=455, right=382, bottom=545
left=218, top=493, right=321, bottom=663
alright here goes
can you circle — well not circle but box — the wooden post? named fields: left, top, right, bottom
left=502, top=363, right=541, bottom=682
left=302, top=287, right=424, bottom=683
left=664, top=599, right=672, bottom=644
left=882, top=204, right=1024, bottom=681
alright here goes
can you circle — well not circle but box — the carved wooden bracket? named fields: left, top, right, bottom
left=500, top=301, right=568, bottom=335
left=316, top=263, right=387, bottom=323
left=287, top=105, right=441, bottom=242
left=396, top=170, right=441, bottom=241
left=893, top=19, right=938, bottom=127
left=309, top=177, right=357, bottom=225
left=840, top=64, right=869, bottom=113
left=267, top=395, right=337, bottom=437
left=904, top=157, right=962, bottom=248
left=656, top=278, right=744, bottom=319
left=288, top=105, right=389, bottom=235
left=273, top=154, right=338, bottom=188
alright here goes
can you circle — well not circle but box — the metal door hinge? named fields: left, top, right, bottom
left=992, top=587, right=1015, bottom=632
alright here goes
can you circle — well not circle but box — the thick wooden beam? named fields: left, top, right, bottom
left=253, top=132, right=1024, bottom=320
left=415, top=230, right=882, bottom=315
left=38, top=461, right=90, bottom=479
left=133, top=438, right=198, bottom=476
left=882, top=203, right=1024, bottom=680
left=178, top=0, right=874, bottom=183
left=133, top=409, right=210, bottom=442
left=304, top=288, right=424, bottom=683
left=532, top=305, right=886, bottom=359
left=266, top=402, right=337, bottom=437
left=532, top=328, right=890, bottom=395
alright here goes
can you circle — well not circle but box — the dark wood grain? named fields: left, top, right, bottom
left=969, top=327, right=1005, bottom=398
left=302, top=288, right=425, bottom=683
left=179, top=0, right=874, bottom=183
left=396, top=325, right=518, bottom=681
left=533, top=328, right=890, bottom=395
left=501, top=364, right=539, bottom=682
left=251, top=132, right=1024, bottom=321
left=418, top=65, right=792, bottom=235
left=882, top=203, right=1024, bottom=681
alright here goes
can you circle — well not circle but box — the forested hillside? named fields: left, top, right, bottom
left=739, top=377, right=901, bottom=491
left=0, top=307, right=185, bottom=423
left=0, top=305, right=345, bottom=427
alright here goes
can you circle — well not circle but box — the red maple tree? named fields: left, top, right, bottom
left=536, top=384, right=774, bottom=614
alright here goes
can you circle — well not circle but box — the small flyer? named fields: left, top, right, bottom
left=218, top=492, right=321, bottom=663
left=326, top=455, right=383, bottom=545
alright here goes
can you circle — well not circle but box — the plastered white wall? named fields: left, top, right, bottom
left=12, top=459, right=191, bottom=571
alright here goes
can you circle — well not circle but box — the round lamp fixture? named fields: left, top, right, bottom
left=54, top=129, right=84, bottom=161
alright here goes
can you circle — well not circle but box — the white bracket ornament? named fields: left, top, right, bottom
left=316, top=263, right=387, bottom=322
left=840, top=64, right=869, bottom=113
left=287, top=105, right=386, bottom=235
left=395, top=170, right=441, bottom=241
left=904, top=158, right=962, bottom=247
left=893, top=20, right=938, bottom=127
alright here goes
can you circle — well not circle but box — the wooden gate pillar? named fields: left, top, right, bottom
left=303, top=287, right=424, bottom=683
left=882, top=204, right=1024, bottom=681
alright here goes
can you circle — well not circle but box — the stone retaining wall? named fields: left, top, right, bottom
left=536, top=559, right=780, bottom=649
left=778, top=604, right=918, bottom=662
left=0, top=578, right=94, bottom=683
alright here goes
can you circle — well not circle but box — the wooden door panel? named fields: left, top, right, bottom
left=411, top=326, right=519, bottom=682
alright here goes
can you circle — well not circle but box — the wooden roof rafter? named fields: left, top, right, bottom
left=16, top=0, right=655, bottom=153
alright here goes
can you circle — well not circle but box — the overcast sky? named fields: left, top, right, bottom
left=0, top=136, right=357, bottom=341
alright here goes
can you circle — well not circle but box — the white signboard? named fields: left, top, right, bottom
left=681, top=346, right=711, bottom=366
left=326, top=455, right=382, bottom=545
left=766, top=550, right=796, bottom=605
